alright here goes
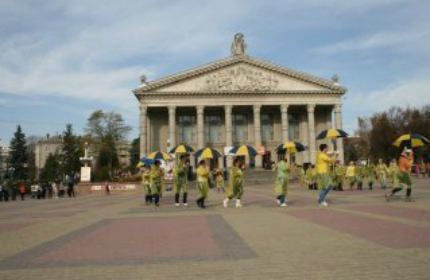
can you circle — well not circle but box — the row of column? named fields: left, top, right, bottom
left=139, top=104, right=344, bottom=165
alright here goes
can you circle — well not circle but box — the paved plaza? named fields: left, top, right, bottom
left=1, top=179, right=430, bottom=280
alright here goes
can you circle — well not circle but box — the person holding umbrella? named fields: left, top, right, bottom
left=173, top=154, right=189, bottom=207
left=196, top=160, right=210, bottom=208
left=223, top=157, right=245, bottom=208
left=274, top=154, right=290, bottom=207
left=386, top=149, right=414, bottom=202
left=316, top=144, right=337, bottom=206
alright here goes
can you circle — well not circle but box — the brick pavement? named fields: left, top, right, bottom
left=0, top=178, right=429, bottom=279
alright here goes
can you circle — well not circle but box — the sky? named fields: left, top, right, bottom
left=0, top=0, right=429, bottom=146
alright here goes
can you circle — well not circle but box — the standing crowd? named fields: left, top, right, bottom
left=0, top=177, right=77, bottom=202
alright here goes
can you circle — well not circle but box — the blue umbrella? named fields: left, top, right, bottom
left=137, top=157, right=155, bottom=167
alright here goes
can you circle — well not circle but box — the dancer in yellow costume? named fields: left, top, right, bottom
left=274, top=155, right=290, bottom=207
left=141, top=165, right=152, bottom=205
left=173, top=155, right=189, bottom=207
left=223, top=157, right=244, bottom=208
left=150, top=160, right=164, bottom=207
left=316, top=144, right=337, bottom=206
left=196, top=160, right=210, bottom=208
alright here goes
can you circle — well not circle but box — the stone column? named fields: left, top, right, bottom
left=326, top=106, right=333, bottom=151
left=168, top=105, right=176, bottom=151
left=225, top=105, right=233, bottom=167
left=301, top=113, right=309, bottom=163
left=197, top=105, right=205, bottom=149
left=281, top=104, right=289, bottom=142
left=307, top=104, right=317, bottom=164
left=139, top=105, right=147, bottom=157
left=253, top=104, right=262, bottom=168
left=334, top=104, right=345, bottom=163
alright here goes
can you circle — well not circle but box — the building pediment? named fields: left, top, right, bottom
left=134, top=53, right=346, bottom=98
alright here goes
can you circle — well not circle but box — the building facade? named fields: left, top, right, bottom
left=35, top=136, right=62, bottom=171
left=133, top=34, right=347, bottom=168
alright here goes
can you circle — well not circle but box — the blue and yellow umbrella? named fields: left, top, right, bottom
left=194, top=148, right=222, bottom=159
left=169, top=143, right=194, bottom=154
left=276, top=141, right=307, bottom=154
left=148, top=151, right=172, bottom=161
left=136, top=157, right=155, bottom=167
left=393, top=134, right=430, bottom=148
left=228, top=145, right=258, bottom=157
left=316, top=128, right=348, bottom=140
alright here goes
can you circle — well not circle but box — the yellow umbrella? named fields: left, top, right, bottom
left=393, top=134, right=430, bottom=148
left=148, top=151, right=172, bottom=160
left=169, top=144, right=194, bottom=154
left=195, top=148, right=222, bottom=159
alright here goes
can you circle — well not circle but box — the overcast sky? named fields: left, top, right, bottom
left=0, top=0, right=429, bottom=146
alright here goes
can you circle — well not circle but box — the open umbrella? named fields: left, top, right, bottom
left=195, top=148, right=222, bottom=159
left=148, top=151, right=172, bottom=161
left=228, top=145, right=258, bottom=157
left=393, top=133, right=430, bottom=148
left=316, top=128, right=349, bottom=140
left=276, top=141, right=307, bottom=154
left=136, top=157, right=155, bottom=167
left=169, top=143, right=194, bottom=154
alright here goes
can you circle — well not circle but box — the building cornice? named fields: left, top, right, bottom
left=133, top=55, right=347, bottom=98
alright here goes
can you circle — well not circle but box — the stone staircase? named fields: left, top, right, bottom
left=243, top=168, right=275, bottom=186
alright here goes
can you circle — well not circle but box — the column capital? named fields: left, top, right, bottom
left=334, top=104, right=342, bottom=113
left=307, top=104, right=316, bottom=113
left=139, top=105, right=147, bottom=114
left=197, top=105, right=205, bottom=113
left=281, top=104, right=289, bottom=113
left=168, top=105, right=176, bottom=114
left=253, top=104, right=261, bottom=112
left=224, top=105, right=233, bottom=113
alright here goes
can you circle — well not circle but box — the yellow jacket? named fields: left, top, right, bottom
left=316, top=152, right=336, bottom=174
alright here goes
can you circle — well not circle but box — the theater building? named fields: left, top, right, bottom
left=133, top=34, right=347, bottom=168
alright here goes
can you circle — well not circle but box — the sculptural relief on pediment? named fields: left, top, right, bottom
left=201, top=65, right=279, bottom=91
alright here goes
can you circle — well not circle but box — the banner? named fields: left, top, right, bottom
left=90, top=184, right=137, bottom=191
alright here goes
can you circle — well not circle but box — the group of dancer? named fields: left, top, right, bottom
left=140, top=144, right=416, bottom=208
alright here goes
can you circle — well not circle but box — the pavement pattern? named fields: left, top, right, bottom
left=0, top=178, right=429, bottom=280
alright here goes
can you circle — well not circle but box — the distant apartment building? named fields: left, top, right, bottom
left=35, top=135, right=62, bottom=171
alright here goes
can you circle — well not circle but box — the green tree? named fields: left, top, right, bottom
left=129, top=137, right=140, bottom=171
left=8, top=125, right=28, bottom=180
left=61, top=124, right=83, bottom=177
left=40, top=154, right=61, bottom=183
left=357, top=105, right=430, bottom=163
left=96, top=135, right=119, bottom=181
left=85, top=110, right=131, bottom=180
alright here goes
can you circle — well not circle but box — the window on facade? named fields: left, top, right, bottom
left=205, top=115, right=221, bottom=142
left=288, top=113, right=300, bottom=141
left=261, top=113, right=274, bottom=141
left=233, top=114, right=248, bottom=142
left=178, top=115, right=195, bottom=144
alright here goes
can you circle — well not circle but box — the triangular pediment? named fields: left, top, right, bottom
left=134, top=55, right=346, bottom=95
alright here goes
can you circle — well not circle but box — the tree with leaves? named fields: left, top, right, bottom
left=8, top=125, right=28, bottom=180
left=95, top=135, right=119, bottom=181
left=355, top=105, right=430, bottom=163
left=85, top=110, right=131, bottom=141
left=129, top=137, right=140, bottom=171
left=40, top=154, right=61, bottom=183
left=61, top=124, right=83, bottom=178
left=85, top=110, right=131, bottom=180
